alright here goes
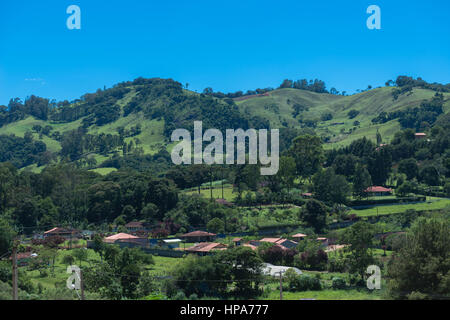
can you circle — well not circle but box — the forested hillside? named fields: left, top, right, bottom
left=0, top=76, right=449, bottom=174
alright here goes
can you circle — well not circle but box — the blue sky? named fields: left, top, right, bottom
left=0, top=0, right=449, bottom=105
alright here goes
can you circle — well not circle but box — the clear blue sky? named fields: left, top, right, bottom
left=0, top=0, right=449, bottom=105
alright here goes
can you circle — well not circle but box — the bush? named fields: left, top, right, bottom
left=332, top=277, right=346, bottom=289
left=288, top=274, right=321, bottom=292
left=327, top=257, right=347, bottom=273
left=173, top=291, right=187, bottom=300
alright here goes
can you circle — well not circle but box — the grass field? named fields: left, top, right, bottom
left=263, top=288, right=384, bottom=300
left=183, top=185, right=237, bottom=201
left=350, top=197, right=450, bottom=217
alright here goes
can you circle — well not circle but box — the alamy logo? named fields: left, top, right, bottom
left=66, top=265, right=81, bottom=290
left=170, top=121, right=279, bottom=175
left=366, top=5, right=381, bottom=30
left=366, top=265, right=381, bottom=290
left=66, top=5, right=81, bottom=30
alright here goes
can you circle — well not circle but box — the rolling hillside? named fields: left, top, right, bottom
left=1, top=78, right=449, bottom=173
left=236, top=86, right=450, bottom=148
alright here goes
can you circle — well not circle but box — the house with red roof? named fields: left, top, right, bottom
left=124, top=221, right=147, bottom=234
left=185, top=242, right=227, bottom=255
left=181, top=231, right=217, bottom=242
left=415, top=133, right=427, bottom=139
left=43, top=227, right=80, bottom=239
left=364, top=186, right=393, bottom=196
left=103, top=233, right=140, bottom=244
left=291, top=233, right=307, bottom=241
left=255, top=237, right=299, bottom=250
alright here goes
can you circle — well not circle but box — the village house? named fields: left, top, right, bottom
left=232, top=238, right=243, bottom=246
left=43, top=227, right=81, bottom=240
left=291, top=233, right=307, bottom=242
left=185, top=242, right=227, bottom=255
left=159, top=238, right=182, bottom=249
left=364, top=186, right=393, bottom=197
left=10, top=252, right=37, bottom=267
left=259, top=238, right=298, bottom=249
left=181, top=231, right=217, bottom=242
left=124, top=221, right=146, bottom=233
left=317, top=237, right=329, bottom=247
left=103, top=233, right=140, bottom=244
left=415, top=133, right=427, bottom=139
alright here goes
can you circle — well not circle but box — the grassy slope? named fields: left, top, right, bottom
left=2, top=85, right=450, bottom=172
left=237, top=86, right=450, bottom=148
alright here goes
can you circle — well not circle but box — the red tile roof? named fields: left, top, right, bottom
left=292, top=233, right=307, bottom=238
left=125, top=221, right=144, bottom=228
left=260, top=237, right=283, bottom=243
left=181, top=231, right=217, bottom=237
left=186, top=242, right=227, bottom=253
left=103, top=233, right=139, bottom=243
left=243, top=243, right=258, bottom=251
left=365, top=186, right=392, bottom=193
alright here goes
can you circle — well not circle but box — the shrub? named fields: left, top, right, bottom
left=288, top=274, right=321, bottom=292
left=332, top=277, right=346, bottom=289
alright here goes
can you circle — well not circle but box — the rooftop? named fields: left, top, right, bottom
left=181, top=231, right=217, bottom=237
left=365, top=186, right=393, bottom=193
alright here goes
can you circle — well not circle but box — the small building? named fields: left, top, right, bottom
left=415, top=133, right=427, bottom=139
left=43, top=227, right=80, bottom=240
left=103, top=233, right=140, bottom=244
left=301, top=193, right=313, bottom=198
left=159, top=239, right=182, bottom=249
left=291, top=233, right=307, bottom=241
left=181, top=231, right=217, bottom=243
left=262, top=263, right=302, bottom=277
left=242, top=243, right=258, bottom=251
left=10, top=252, right=36, bottom=267
left=364, top=186, right=393, bottom=197
left=125, top=221, right=146, bottom=233
left=317, top=237, right=329, bottom=247
left=185, top=242, right=227, bottom=255
left=259, top=238, right=298, bottom=250
left=232, top=238, right=243, bottom=246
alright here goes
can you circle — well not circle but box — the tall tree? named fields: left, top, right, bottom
left=353, top=164, right=372, bottom=199
left=289, top=135, right=324, bottom=182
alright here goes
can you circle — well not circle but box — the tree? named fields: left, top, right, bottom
left=217, top=247, right=263, bottom=297
left=277, top=156, right=296, bottom=193
left=312, top=168, right=350, bottom=205
left=348, top=110, right=359, bottom=119
left=62, top=254, right=75, bottom=266
left=141, top=203, right=159, bottom=224
left=353, top=164, right=372, bottom=199
left=206, top=217, right=225, bottom=234
left=289, top=135, right=324, bottom=182
left=91, top=234, right=105, bottom=261
left=396, top=180, right=418, bottom=196
left=342, top=221, right=375, bottom=280
left=398, top=158, right=418, bottom=180
left=279, top=79, right=293, bottom=89
left=376, top=130, right=382, bottom=145
left=72, top=248, right=88, bottom=266
left=0, top=218, right=15, bottom=255
left=419, top=166, right=440, bottom=186
left=387, top=217, right=450, bottom=299
left=300, top=199, right=328, bottom=233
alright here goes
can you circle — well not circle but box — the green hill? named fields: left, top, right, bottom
left=236, top=86, right=450, bottom=148
left=1, top=77, right=449, bottom=172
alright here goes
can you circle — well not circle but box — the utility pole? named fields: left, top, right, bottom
left=80, top=268, right=85, bottom=300
left=12, top=239, right=19, bottom=300
left=278, top=271, right=284, bottom=300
